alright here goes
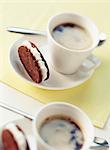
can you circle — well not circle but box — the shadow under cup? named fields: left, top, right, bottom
left=47, top=13, right=100, bottom=74
left=33, top=103, right=94, bottom=150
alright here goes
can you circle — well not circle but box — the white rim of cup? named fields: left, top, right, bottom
left=47, top=12, right=100, bottom=53
left=33, top=102, right=94, bottom=150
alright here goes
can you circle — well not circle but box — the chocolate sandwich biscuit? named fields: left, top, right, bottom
left=2, top=123, right=30, bottom=150
left=18, top=40, right=49, bottom=83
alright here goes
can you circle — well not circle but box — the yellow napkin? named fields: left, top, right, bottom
left=0, top=2, right=110, bottom=128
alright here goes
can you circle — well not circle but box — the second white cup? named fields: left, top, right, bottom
left=33, top=102, right=94, bottom=150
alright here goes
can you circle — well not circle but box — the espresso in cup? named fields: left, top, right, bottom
left=39, top=115, right=84, bottom=150
left=52, top=23, right=93, bottom=50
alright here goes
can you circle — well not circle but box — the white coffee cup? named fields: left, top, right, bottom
left=47, top=12, right=106, bottom=74
left=33, top=102, right=94, bottom=150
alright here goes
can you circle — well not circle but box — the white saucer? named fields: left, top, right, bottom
left=9, top=34, right=101, bottom=90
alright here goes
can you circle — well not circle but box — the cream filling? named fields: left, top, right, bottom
left=5, top=123, right=27, bottom=150
left=23, top=40, right=48, bottom=80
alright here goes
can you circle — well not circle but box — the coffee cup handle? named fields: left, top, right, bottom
left=79, top=55, right=101, bottom=72
left=98, top=32, right=107, bottom=46
left=79, top=33, right=106, bottom=72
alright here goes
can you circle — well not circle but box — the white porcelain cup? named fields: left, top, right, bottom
left=33, top=102, right=94, bottom=150
left=47, top=12, right=106, bottom=74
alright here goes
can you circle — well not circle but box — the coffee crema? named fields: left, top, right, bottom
left=39, top=115, right=84, bottom=150
left=52, top=23, right=92, bottom=50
